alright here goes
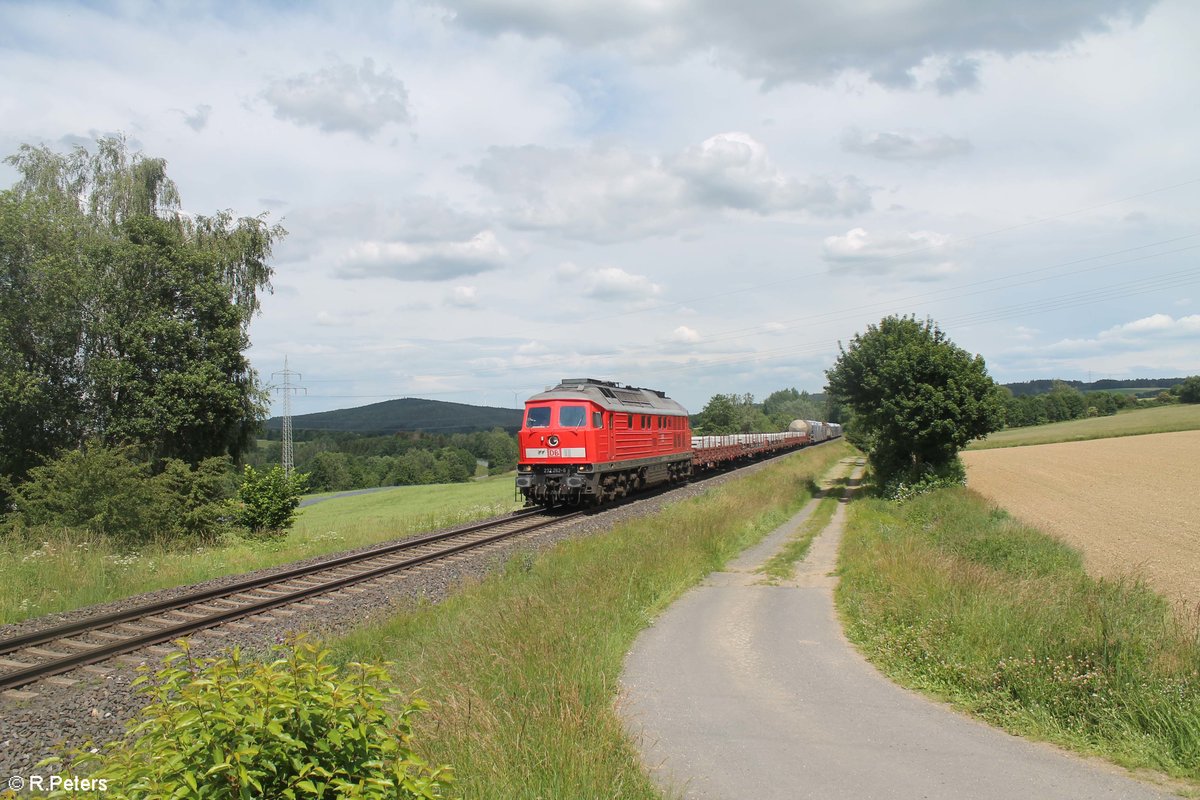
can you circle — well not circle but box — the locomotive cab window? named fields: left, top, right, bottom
left=559, top=406, right=587, bottom=427
left=526, top=407, right=551, bottom=428
left=593, top=411, right=603, bottom=428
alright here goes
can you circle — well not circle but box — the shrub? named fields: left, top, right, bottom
left=44, top=637, right=454, bottom=799
left=878, top=457, right=967, bottom=502
left=4, top=444, right=233, bottom=544
left=233, top=464, right=306, bottom=536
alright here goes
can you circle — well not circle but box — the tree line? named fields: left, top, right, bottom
left=693, top=389, right=840, bottom=434
left=247, top=429, right=519, bottom=493
left=1000, top=378, right=1199, bottom=427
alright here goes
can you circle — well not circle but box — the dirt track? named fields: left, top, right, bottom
left=961, top=430, right=1200, bottom=605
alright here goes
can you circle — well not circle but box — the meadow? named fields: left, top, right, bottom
left=0, top=475, right=522, bottom=626
left=968, top=403, right=1200, bottom=450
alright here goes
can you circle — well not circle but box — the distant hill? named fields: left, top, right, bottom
left=1002, top=378, right=1186, bottom=397
left=264, top=397, right=523, bottom=435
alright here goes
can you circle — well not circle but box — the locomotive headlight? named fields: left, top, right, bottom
left=548, top=435, right=560, bottom=447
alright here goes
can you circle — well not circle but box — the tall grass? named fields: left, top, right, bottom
left=0, top=476, right=522, bottom=625
left=837, top=488, right=1200, bottom=782
left=331, top=441, right=853, bottom=799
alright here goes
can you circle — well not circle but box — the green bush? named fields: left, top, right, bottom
left=45, top=637, right=454, bottom=799
left=878, top=457, right=966, bottom=502
left=233, top=464, right=306, bottom=535
left=4, top=444, right=233, bottom=544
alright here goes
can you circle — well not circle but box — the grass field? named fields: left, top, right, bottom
left=0, top=475, right=522, bottom=626
left=837, top=487, right=1200, bottom=787
left=330, top=441, right=853, bottom=800
left=968, top=403, right=1200, bottom=450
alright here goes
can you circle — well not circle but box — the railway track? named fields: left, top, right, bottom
left=0, top=508, right=584, bottom=696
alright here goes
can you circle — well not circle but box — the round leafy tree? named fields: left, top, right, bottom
left=825, top=315, right=1004, bottom=495
left=1178, top=375, right=1200, bottom=404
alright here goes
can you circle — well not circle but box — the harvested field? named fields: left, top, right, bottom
left=961, top=430, right=1200, bottom=604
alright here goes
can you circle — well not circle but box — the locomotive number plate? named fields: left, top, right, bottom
left=524, top=447, right=586, bottom=459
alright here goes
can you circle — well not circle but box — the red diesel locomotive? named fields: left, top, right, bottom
left=516, top=378, right=693, bottom=505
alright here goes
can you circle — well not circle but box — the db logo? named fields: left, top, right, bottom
left=548, top=448, right=562, bottom=458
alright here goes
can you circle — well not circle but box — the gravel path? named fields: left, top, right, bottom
left=0, top=450, right=810, bottom=781
left=962, top=430, right=1200, bottom=604
left=619, top=466, right=1176, bottom=799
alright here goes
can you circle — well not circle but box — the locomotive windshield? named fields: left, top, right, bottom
left=559, top=405, right=587, bottom=427
left=526, top=407, right=551, bottom=428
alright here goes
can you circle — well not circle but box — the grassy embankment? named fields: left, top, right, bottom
left=331, top=441, right=853, bottom=800
left=0, top=475, right=522, bottom=625
left=837, top=487, right=1200, bottom=785
left=969, top=403, right=1200, bottom=450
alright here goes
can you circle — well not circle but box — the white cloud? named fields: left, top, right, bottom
left=474, top=143, right=687, bottom=242
left=841, top=128, right=972, bottom=161
left=822, top=228, right=957, bottom=278
left=475, top=133, right=870, bottom=241
left=1003, top=314, right=1200, bottom=373
left=446, top=285, right=481, bottom=307
left=337, top=231, right=507, bottom=280
left=288, top=197, right=487, bottom=246
left=1098, top=313, right=1200, bottom=339
left=441, top=0, right=1155, bottom=90
left=262, top=58, right=410, bottom=138
left=669, top=325, right=701, bottom=343
left=557, top=263, right=664, bottom=302
left=672, top=132, right=871, bottom=215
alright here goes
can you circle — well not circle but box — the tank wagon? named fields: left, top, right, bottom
left=517, top=379, right=843, bottom=506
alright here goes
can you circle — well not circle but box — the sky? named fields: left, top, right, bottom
left=2, top=0, right=1198, bottom=417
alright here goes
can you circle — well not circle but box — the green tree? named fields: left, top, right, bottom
left=1177, top=376, right=1200, bottom=403
left=696, top=393, right=739, bottom=434
left=696, top=393, right=773, bottom=434
left=0, top=136, right=283, bottom=487
left=762, top=387, right=827, bottom=429
left=481, top=428, right=518, bottom=473
left=303, top=450, right=355, bottom=492
left=825, top=315, right=1004, bottom=494
left=0, top=191, right=90, bottom=485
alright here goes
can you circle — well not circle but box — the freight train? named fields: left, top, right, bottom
left=515, top=378, right=841, bottom=506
